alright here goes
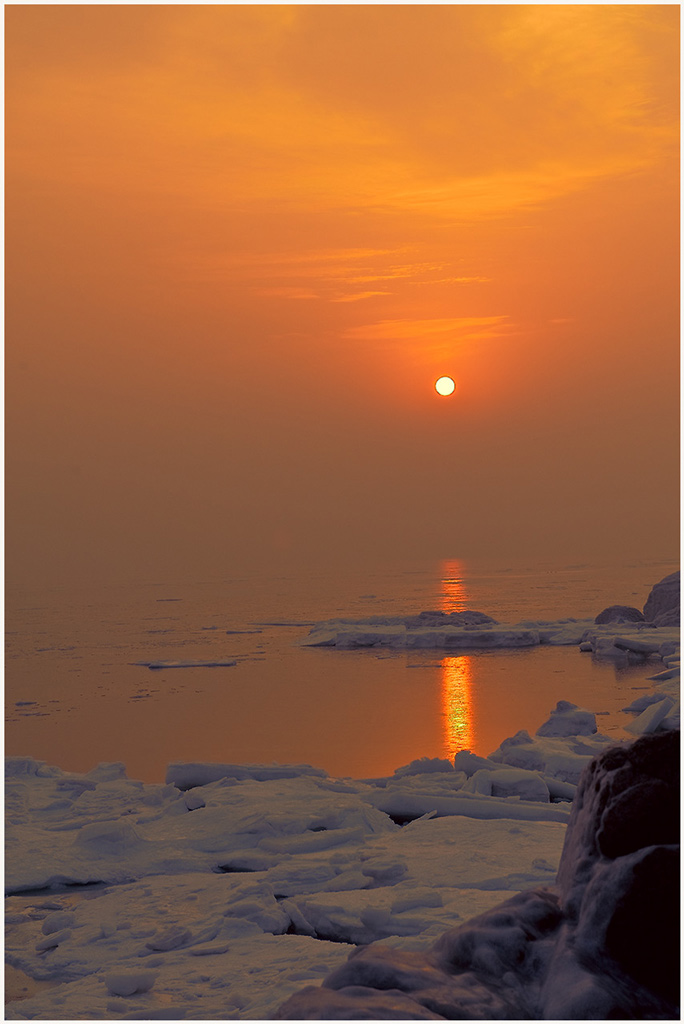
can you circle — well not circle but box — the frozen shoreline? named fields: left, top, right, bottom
left=5, top=612, right=679, bottom=1020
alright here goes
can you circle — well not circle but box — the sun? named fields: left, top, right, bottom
left=435, top=376, right=455, bottom=396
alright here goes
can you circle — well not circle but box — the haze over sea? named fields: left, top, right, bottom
left=6, top=557, right=676, bottom=784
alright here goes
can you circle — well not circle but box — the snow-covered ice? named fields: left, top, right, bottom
left=6, top=695, right=678, bottom=1017
left=299, top=609, right=680, bottom=655
left=5, top=590, right=679, bottom=1020
left=6, top=750, right=569, bottom=1020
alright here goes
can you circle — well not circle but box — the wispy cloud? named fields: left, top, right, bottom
left=179, top=248, right=489, bottom=297
left=412, top=276, right=491, bottom=286
left=343, top=315, right=511, bottom=342
left=331, top=291, right=392, bottom=303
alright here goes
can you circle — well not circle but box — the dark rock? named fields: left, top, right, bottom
left=596, top=779, right=677, bottom=858
left=556, top=730, right=680, bottom=904
left=643, top=571, right=680, bottom=625
left=594, top=604, right=645, bottom=624
left=603, top=845, right=679, bottom=1005
left=651, top=608, right=680, bottom=628
left=276, top=732, right=680, bottom=1021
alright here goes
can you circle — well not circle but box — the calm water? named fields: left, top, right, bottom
left=5, top=558, right=677, bottom=782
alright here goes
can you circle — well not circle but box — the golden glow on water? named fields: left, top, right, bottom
left=439, top=559, right=476, bottom=756
left=439, top=559, right=468, bottom=613
left=441, top=655, right=474, bottom=757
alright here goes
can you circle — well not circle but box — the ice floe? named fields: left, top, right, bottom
left=299, top=610, right=680, bottom=654
left=134, top=659, right=238, bottom=670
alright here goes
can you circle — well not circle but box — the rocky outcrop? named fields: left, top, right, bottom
left=594, top=604, right=645, bottom=624
left=643, top=571, right=680, bottom=626
left=274, top=732, right=680, bottom=1020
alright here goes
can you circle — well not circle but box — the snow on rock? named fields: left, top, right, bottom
left=275, top=730, right=680, bottom=1020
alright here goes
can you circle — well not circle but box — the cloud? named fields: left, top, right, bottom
left=331, top=291, right=392, bottom=303
left=343, top=316, right=511, bottom=342
left=9, top=6, right=676, bottom=229
left=413, top=276, right=492, bottom=286
left=177, top=247, right=478, bottom=296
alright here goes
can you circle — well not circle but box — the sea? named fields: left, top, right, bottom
left=5, top=557, right=678, bottom=784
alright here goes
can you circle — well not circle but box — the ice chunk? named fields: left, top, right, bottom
left=622, top=693, right=672, bottom=714
left=35, top=928, right=72, bottom=951
left=535, top=701, right=597, bottom=738
left=184, top=791, right=206, bottom=811
left=5, top=756, right=60, bottom=778
left=86, top=762, right=128, bottom=782
left=364, top=787, right=570, bottom=824
left=659, top=700, right=680, bottom=730
left=299, top=614, right=540, bottom=650
left=463, top=768, right=550, bottom=803
left=488, top=728, right=613, bottom=786
left=613, top=637, right=661, bottom=656
left=646, top=666, right=680, bottom=681
left=393, top=757, right=454, bottom=778
left=136, top=659, right=237, bottom=669
left=104, top=971, right=157, bottom=997
left=41, top=912, right=76, bottom=935
left=74, top=820, right=145, bottom=853
left=452, top=750, right=501, bottom=776
left=360, top=860, right=408, bottom=884
left=166, top=762, right=328, bottom=789
left=623, top=696, right=675, bottom=736
left=145, top=926, right=193, bottom=951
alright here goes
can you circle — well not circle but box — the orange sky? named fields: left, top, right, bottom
left=6, top=5, right=680, bottom=585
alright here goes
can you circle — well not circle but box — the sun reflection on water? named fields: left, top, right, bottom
left=441, top=656, right=474, bottom=757
left=440, top=558, right=469, bottom=613
left=439, top=560, right=475, bottom=757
